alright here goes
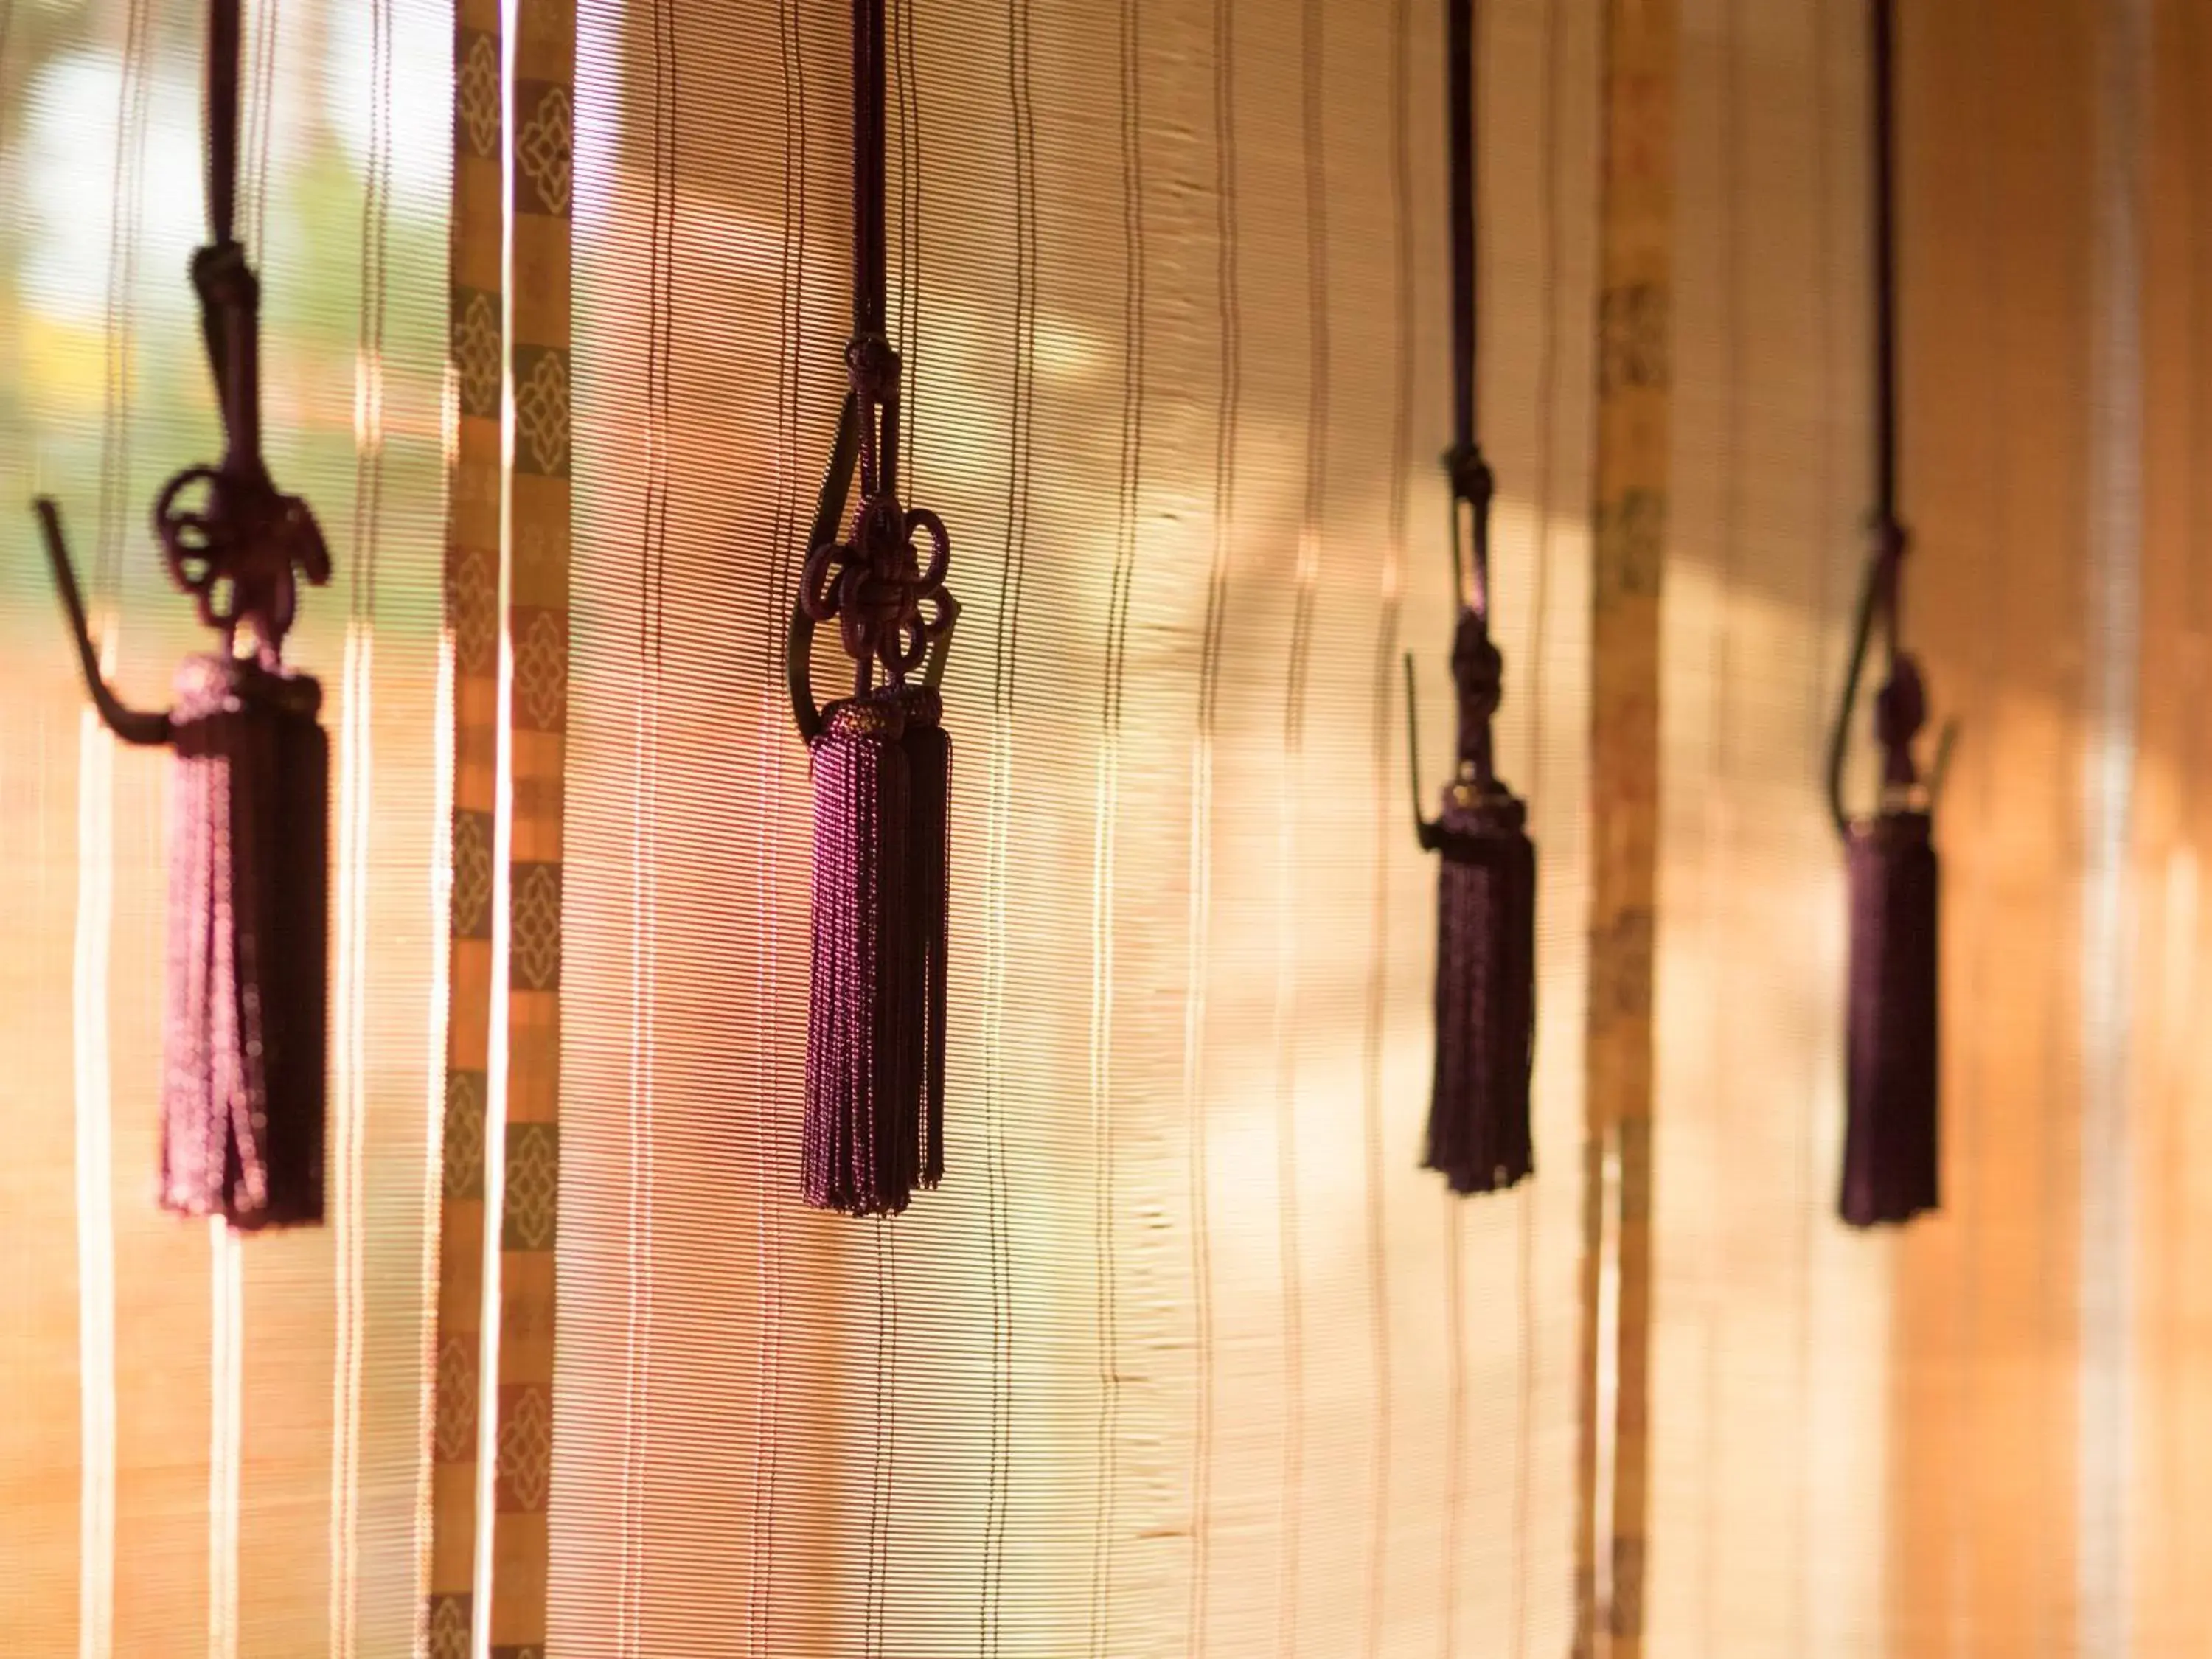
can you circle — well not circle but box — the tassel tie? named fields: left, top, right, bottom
left=1829, top=0, right=1947, bottom=1230
left=1411, top=599, right=1537, bottom=1196
left=31, top=0, right=332, bottom=1229
left=1410, top=3, right=1540, bottom=1197
left=791, top=334, right=956, bottom=1217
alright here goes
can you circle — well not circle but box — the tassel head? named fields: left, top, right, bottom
left=1838, top=807, right=1939, bottom=1227
left=160, top=653, right=327, bottom=1228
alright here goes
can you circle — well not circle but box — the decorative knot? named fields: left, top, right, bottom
left=1875, top=654, right=1925, bottom=789
left=1444, top=442, right=1494, bottom=509
left=1450, top=610, right=1503, bottom=724
left=844, top=332, right=901, bottom=406
left=802, top=487, right=955, bottom=686
left=153, top=465, right=330, bottom=666
left=191, top=239, right=259, bottom=319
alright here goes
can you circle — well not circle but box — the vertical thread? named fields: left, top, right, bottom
left=976, top=0, right=1040, bottom=1644
left=1363, top=0, right=1413, bottom=1649
left=74, top=9, right=154, bottom=1651
left=72, top=692, right=118, bottom=1659
left=1183, top=0, right=1242, bottom=1648
left=1276, top=0, right=1328, bottom=1646
left=751, top=0, right=810, bottom=1638
left=1695, top=0, right=1746, bottom=1644
left=2079, top=1, right=2149, bottom=1651
left=207, top=1223, right=243, bottom=1659
left=1084, top=0, right=1147, bottom=1644
left=330, top=0, right=394, bottom=1638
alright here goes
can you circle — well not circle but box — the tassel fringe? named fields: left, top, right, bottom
left=804, top=695, right=926, bottom=1216
left=894, top=684, right=950, bottom=1189
left=160, top=654, right=328, bottom=1229
left=1424, top=790, right=1537, bottom=1196
left=1838, top=807, right=1939, bottom=1228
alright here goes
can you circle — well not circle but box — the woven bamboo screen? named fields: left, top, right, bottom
left=1646, top=0, right=2212, bottom=1655
left=0, top=1, right=450, bottom=1651
left=552, top=0, right=1594, bottom=1652
left=4, top=1, right=2212, bottom=1656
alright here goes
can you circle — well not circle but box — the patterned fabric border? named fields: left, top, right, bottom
left=1573, top=3, right=1674, bottom=1656
left=487, top=2, right=573, bottom=1650
left=428, top=0, right=506, bottom=1638
left=428, top=0, right=570, bottom=1649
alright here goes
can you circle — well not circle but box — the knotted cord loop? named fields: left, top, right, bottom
left=32, top=0, right=328, bottom=729
left=157, top=5, right=330, bottom=669
left=790, top=0, right=955, bottom=729
left=1828, top=0, right=1950, bottom=838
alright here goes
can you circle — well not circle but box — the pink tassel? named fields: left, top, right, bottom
left=160, top=654, right=328, bottom=1228
left=804, top=695, right=922, bottom=1216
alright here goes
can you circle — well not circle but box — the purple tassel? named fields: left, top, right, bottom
left=1419, top=611, right=1537, bottom=1195
left=1838, top=807, right=1938, bottom=1228
left=803, top=695, right=922, bottom=1216
left=1426, top=796, right=1536, bottom=1193
left=892, top=682, right=950, bottom=1188
left=160, top=653, right=328, bottom=1228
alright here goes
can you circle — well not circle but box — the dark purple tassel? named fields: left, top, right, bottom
left=1419, top=611, right=1537, bottom=1195
left=1838, top=807, right=1938, bottom=1228
left=803, top=695, right=922, bottom=1216
left=160, top=653, right=327, bottom=1228
left=1426, top=796, right=1536, bottom=1194
left=893, top=682, right=950, bottom=1189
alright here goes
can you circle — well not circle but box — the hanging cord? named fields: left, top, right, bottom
left=1406, top=0, right=1508, bottom=840
left=1403, top=0, right=1536, bottom=1200
left=1826, top=0, right=1951, bottom=837
left=789, top=0, right=956, bottom=728
left=36, top=0, right=329, bottom=720
left=1444, top=0, right=1491, bottom=622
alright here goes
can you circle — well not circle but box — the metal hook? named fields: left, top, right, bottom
left=787, top=392, right=862, bottom=744
left=32, top=499, right=173, bottom=748
left=923, top=591, right=962, bottom=689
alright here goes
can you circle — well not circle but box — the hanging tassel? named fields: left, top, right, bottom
left=161, top=654, right=329, bottom=1227
left=1428, top=805, right=1536, bottom=1194
left=29, top=0, right=332, bottom=1231
left=787, top=0, right=956, bottom=1215
left=1839, top=807, right=1938, bottom=1228
left=891, top=680, right=950, bottom=1188
left=1413, top=3, right=1539, bottom=1195
left=1826, top=523, right=1948, bottom=1228
left=1831, top=0, right=1947, bottom=1229
left=1413, top=611, right=1536, bottom=1194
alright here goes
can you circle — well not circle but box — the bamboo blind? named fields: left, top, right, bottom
left=0, top=0, right=451, bottom=1651
left=3, top=1, right=2212, bottom=1655
left=1646, top=1, right=2212, bottom=1655
left=552, top=0, right=1595, bottom=1652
